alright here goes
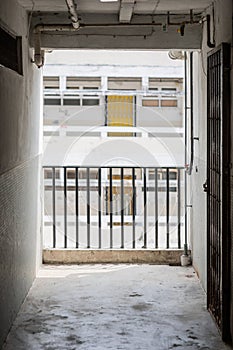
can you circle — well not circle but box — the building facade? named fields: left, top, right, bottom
left=42, top=51, right=186, bottom=250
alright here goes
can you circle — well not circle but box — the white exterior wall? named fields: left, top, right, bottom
left=43, top=136, right=185, bottom=167
left=43, top=51, right=184, bottom=167
left=0, top=1, right=42, bottom=346
left=44, top=105, right=105, bottom=126
left=190, top=0, right=232, bottom=294
left=44, top=50, right=184, bottom=68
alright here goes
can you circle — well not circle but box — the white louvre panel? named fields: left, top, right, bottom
left=108, top=77, right=141, bottom=90
left=149, top=78, right=183, bottom=91
left=43, top=76, right=60, bottom=89
left=66, top=77, right=101, bottom=89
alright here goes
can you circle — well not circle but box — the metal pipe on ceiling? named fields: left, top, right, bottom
left=33, top=29, right=44, bottom=67
left=186, top=51, right=194, bottom=176
left=32, top=12, right=202, bottom=68
left=33, top=24, right=79, bottom=67
left=65, top=0, right=80, bottom=29
left=206, top=14, right=215, bottom=48
left=33, top=19, right=201, bottom=33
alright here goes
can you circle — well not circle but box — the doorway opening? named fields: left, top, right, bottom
left=42, top=49, right=187, bottom=261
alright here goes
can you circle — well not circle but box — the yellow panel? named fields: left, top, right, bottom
left=107, top=95, right=133, bottom=136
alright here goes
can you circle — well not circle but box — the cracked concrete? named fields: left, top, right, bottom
left=2, top=265, right=231, bottom=350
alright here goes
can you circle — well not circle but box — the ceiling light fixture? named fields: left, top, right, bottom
left=100, top=0, right=118, bottom=2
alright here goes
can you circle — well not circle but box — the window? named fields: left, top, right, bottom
left=149, top=77, right=182, bottom=85
left=83, top=87, right=99, bottom=90
left=43, top=76, right=59, bottom=89
left=78, top=169, right=98, bottom=179
left=160, top=170, right=177, bottom=180
left=63, top=98, right=80, bottom=106
left=83, top=86, right=99, bottom=97
left=44, top=98, right=61, bottom=106
left=44, top=169, right=60, bottom=179
left=66, top=77, right=101, bottom=89
left=142, top=99, right=159, bottom=107
left=0, top=26, right=22, bottom=75
left=66, top=77, right=80, bottom=89
left=162, top=87, right=177, bottom=92
left=82, top=98, right=99, bottom=106
left=161, top=87, right=177, bottom=104
left=44, top=131, right=59, bottom=136
left=143, top=79, right=180, bottom=108
left=108, top=77, right=141, bottom=90
left=106, top=174, right=134, bottom=216
left=148, top=87, right=158, bottom=96
left=67, top=169, right=76, bottom=179
left=169, top=171, right=177, bottom=180
left=161, top=100, right=177, bottom=107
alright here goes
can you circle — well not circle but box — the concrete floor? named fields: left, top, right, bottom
left=2, top=265, right=231, bottom=350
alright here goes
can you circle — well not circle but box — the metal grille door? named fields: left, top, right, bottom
left=207, top=43, right=231, bottom=341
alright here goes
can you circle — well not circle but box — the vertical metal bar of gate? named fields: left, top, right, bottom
left=109, top=167, right=113, bottom=248
left=52, top=167, right=56, bottom=248
left=154, top=168, right=158, bottom=248
left=207, top=48, right=221, bottom=329
left=75, top=168, right=79, bottom=248
left=121, top=168, right=124, bottom=248
left=221, top=44, right=231, bottom=342
left=87, top=167, right=90, bottom=248
left=177, top=169, right=181, bottom=249
left=166, top=168, right=170, bottom=249
left=64, top=167, right=67, bottom=248
left=132, top=168, right=136, bottom=249
left=98, top=168, right=102, bottom=249
left=143, top=168, right=147, bottom=248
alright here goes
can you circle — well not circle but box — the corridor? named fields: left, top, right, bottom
left=2, top=265, right=230, bottom=350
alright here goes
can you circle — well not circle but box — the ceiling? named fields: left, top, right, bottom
left=18, top=0, right=212, bottom=15
left=20, top=0, right=213, bottom=50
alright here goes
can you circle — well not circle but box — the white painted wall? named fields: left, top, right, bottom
left=43, top=136, right=185, bottom=167
left=189, top=51, right=207, bottom=288
left=44, top=52, right=184, bottom=79
left=44, top=105, right=105, bottom=126
left=137, top=105, right=183, bottom=128
left=45, top=50, right=185, bottom=67
left=43, top=103, right=183, bottom=128
left=42, top=52, right=184, bottom=167
left=190, top=0, right=232, bottom=297
left=0, top=0, right=42, bottom=346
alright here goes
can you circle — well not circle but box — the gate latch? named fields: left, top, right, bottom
left=203, top=180, right=208, bottom=193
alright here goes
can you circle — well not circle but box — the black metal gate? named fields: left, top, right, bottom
left=207, top=43, right=231, bottom=341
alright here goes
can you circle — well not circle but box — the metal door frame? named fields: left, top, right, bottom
left=207, top=43, right=231, bottom=342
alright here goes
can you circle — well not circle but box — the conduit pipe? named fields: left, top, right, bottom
left=32, top=13, right=203, bottom=68
left=206, top=14, right=215, bottom=48
left=166, top=11, right=200, bottom=25
left=182, top=51, right=194, bottom=263
left=34, top=28, right=44, bottom=68
left=33, top=14, right=203, bottom=33
left=65, top=0, right=80, bottom=29
left=187, top=51, right=194, bottom=176
left=184, top=51, right=188, bottom=257
left=32, top=20, right=165, bottom=68
left=33, top=24, right=79, bottom=67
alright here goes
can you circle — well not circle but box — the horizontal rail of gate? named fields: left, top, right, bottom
left=43, top=166, right=186, bottom=250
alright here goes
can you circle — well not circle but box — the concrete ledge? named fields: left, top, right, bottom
left=43, top=249, right=184, bottom=265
